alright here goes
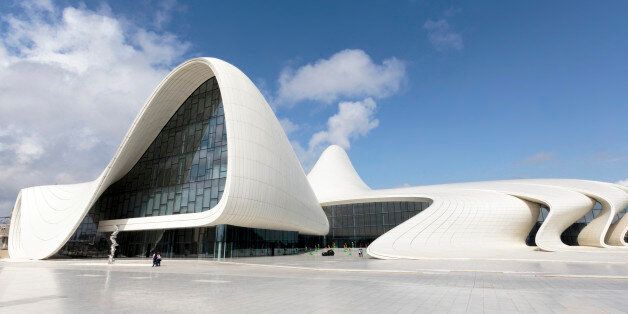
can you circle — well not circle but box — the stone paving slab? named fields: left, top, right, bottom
left=0, top=252, right=627, bottom=313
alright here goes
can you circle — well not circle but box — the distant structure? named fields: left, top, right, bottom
left=6, top=57, right=628, bottom=261
left=0, top=217, right=10, bottom=250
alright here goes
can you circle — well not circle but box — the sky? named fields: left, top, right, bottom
left=0, top=0, right=627, bottom=216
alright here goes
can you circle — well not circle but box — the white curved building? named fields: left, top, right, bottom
left=8, top=57, right=628, bottom=260
left=9, top=58, right=328, bottom=260
left=308, top=145, right=628, bottom=259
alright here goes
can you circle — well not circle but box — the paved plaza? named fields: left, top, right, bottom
left=1, top=250, right=627, bottom=313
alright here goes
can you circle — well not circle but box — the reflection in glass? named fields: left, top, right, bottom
left=60, top=77, right=228, bottom=257
left=322, top=201, right=432, bottom=247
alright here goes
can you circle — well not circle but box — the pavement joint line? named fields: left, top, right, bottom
left=216, top=261, right=628, bottom=279
left=216, top=261, right=418, bottom=274
left=536, top=274, right=628, bottom=280
left=77, top=274, right=103, bottom=277
left=69, top=263, right=152, bottom=267
left=381, top=256, right=628, bottom=264
left=193, top=279, right=230, bottom=283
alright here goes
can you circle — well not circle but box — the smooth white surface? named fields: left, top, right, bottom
left=306, top=146, right=628, bottom=259
left=605, top=183, right=628, bottom=246
left=307, top=145, right=370, bottom=201
left=521, top=179, right=628, bottom=248
left=2, top=256, right=627, bottom=313
left=8, top=180, right=101, bottom=259
left=607, top=213, right=628, bottom=246
left=9, top=58, right=328, bottom=260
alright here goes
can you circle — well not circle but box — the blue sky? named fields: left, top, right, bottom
left=0, top=1, right=627, bottom=215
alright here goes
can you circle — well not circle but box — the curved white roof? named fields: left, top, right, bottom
left=307, top=146, right=628, bottom=259
left=9, top=58, right=328, bottom=260
left=307, top=145, right=370, bottom=201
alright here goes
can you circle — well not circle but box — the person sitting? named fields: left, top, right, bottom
left=152, top=252, right=158, bottom=267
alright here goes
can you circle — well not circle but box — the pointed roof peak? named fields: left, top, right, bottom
left=307, top=145, right=370, bottom=202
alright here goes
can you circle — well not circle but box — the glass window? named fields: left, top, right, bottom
left=89, top=77, right=228, bottom=221
left=321, top=201, right=431, bottom=247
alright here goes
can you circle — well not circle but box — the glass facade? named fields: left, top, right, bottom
left=59, top=200, right=432, bottom=258
left=60, top=77, right=230, bottom=258
left=322, top=201, right=432, bottom=248
left=95, top=76, right=227, bottom=220
left=59, top=225, right=318, bottom=259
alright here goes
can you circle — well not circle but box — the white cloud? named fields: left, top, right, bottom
left=153, top=0, right=184, bottom=29
left=18, top=0, right=54, bottom=13
left=297, top=98, right=379, bottom=169
left=617, top=179, right=628, bottom=186
left=309, top=98, right=379, bottom=150
left=277, top=49, right=405, bottom=105
left=423, top=19, right=463, bottom=51
left=278, top=118, right=300, bottom=136
left=518, top=151, right=555, bottom=165
left=0, top=2, right=189, bottom=216
left=590, top=152, right=627, bottom=163
left=14, top=135, right=45, bottom=164
left=274, top=49, right=404, bottom=169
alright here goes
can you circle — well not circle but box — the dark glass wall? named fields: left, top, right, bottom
left=95, top=76, right=227, bottom=220
left=322, top=201, right=432, bottom=248
left=58, top=201, right=431, bottom=258
left=60, top=77, right=228, bottom=256
left=57, top=225, right=316, bottom=259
